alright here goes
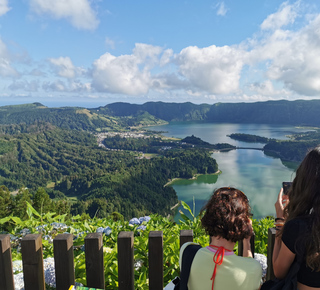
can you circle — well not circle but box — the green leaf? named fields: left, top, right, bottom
left=181, top=201, right=193, bottom=217
left=26, top=201, right=41, bottom=218
left=0, top=216, right=11, bottom=224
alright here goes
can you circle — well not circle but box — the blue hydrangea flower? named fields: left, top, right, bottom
left=137, top=225, right=146, bottom=231
left=103, top=226, right=112, bottom=236
left=139, top=216, right=151, bottom=223
left=129, top=217, right=140, bottom=225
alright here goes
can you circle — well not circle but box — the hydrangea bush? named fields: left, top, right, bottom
left=0, top=201, right=274, bottom=289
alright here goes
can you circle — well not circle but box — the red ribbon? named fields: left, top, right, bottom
left=209, top=245, right=232, bottom=290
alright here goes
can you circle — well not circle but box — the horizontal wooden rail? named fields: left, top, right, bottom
left=0, top=228, right=276, bottom=290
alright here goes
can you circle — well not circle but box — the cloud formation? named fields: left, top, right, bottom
left=0, top=39, right=19, bottom=77
left=49, top=57, right=76, bottom=79
left=261, top=1, right=298, bottom=30
left=215, top=2, right=228, bottom=16
left=251, top=9, right=320, bottom=96
left=175, top=45, right=244, bottom=94
left=29, top=0, right=99, bottom=30
left=92, top=43, right=163, bottom=95
left=0, top=0, right=10, bottom=16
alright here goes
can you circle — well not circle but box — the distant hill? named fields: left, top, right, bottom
left=96, top=101, right=211, bottom=121
left=1, top=99, right=320, bottom=130
left=206, top=100, right=320, bottom=126
left=0, top=102, right=166, bottom=132
left=99, top=99, right=320, bottom=126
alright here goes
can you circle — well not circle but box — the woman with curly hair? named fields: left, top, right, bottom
left=272, top=147, right=320, bottom=289
left=179, top=187, right=262, bottom=290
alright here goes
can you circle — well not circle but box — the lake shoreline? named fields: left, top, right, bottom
left=164, top=170, right=222, bottom=187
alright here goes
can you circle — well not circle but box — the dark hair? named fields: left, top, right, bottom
left=285, top=146, right=320, bottom=270
left=201, top=187, right=252, bottom=243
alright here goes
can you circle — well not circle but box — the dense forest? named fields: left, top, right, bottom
left=228, top=133, right=274, bottom=143
left=2, top=100, right=320, bottom=132
left=0, top=123, right=218, bottom=219
left=263, top=130, right=320, bottom=161
left=102, top=134, right=235, bottom=153
left=101, top=100, right=320, bottom=127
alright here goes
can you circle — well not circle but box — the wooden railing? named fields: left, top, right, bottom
left=0, top=229, right=276, bottom=290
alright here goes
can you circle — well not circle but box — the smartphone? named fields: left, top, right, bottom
left=282, top=182, right=292, bottom=195
left=282, top=182, right=292, bottom=207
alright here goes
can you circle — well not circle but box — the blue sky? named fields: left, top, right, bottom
left=1, top=0, right=320, bottom=107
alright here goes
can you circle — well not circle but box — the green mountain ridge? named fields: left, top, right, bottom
left=1, top=99, right=320, bottom=129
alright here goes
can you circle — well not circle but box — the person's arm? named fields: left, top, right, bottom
left=242, top=237, right=253, bottom=258
left=272, top=239, right=295, bottom=278
left=243, top=218, right=253, bottom=258
left=272, top=188, right=295, bottom=279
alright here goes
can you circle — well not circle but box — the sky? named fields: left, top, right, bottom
left=1, top=0, right=320, bottom=107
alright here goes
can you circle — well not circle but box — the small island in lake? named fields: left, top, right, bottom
left=228, top=133, right=274, bottom=143
left=181, top=135, right=236, bottom=151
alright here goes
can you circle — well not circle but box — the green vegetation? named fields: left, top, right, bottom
left=3, top=100, right=320, bottom=132
left=0, top=201, right=274, bottom=289
left=0, top=123, right=219, bottom=219
left=228, top=133, right=273, bottom=143
left=181, top=135, right=236, bottom=150
left=0, top=103, right=166, bottom=132
left=101, top=100, right=320, bottom=126
left=263, top=129, right=320, bottom=162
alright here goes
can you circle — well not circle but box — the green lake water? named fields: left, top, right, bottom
left=148, top=122, right=312, bottom=220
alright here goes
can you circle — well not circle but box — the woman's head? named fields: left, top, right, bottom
left=287, top=146, right=320, bottom=217
left=201, top=187, right=252, bottom=243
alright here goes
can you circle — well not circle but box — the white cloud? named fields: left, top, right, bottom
left=105, top=37, right=115, bottom=50
left=42, top=80, right=67, bottom=92
left=29, top=0, right=99, bottom=30
left=92, top=43, right=163, bottom=95
left=8, top=80, right=40, bottom=92
left=159, top=49, right=173, bottom=67
left=0, top=0, right=10, bottom=16
left=248, top=80, right=291, bottom=98
left=49, top=56, right=76, bottom=78
left=0, top=38, right=19, bottom=77
left=250, top=13, right=320, bottom=96
left=174, top=45, right=245, bottom=94
left=261, top=1, right=298, bottom=30
left=215, top=2, right=228, bottom=17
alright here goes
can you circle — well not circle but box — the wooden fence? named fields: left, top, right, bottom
left=0, top=229, right=276, bottom=290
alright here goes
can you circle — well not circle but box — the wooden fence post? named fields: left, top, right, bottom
left=238, top=233, right=255, bottom=257
left=0, top=234, right=14, bottom=290
left=53, top=234, right=75, bottom=290
left=118, top=231, right=134, bottom=290
left=149, top=231, right=163, bottom=290
left=21, top=234, right=45, bottom=290
left=267, top=227, right=276, bottom=280
left=180, top=230, right=193, bottom=248
left=85, top=232, right=105, bottom=290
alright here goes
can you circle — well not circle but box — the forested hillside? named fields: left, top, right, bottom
left=2, top=100, right=320, bottom=129
left=0, top=103, right=166, bottom=132
left=100, top=99, right=320, bottom=126
left=97, top=101, right=211, bottom=121
left=0, top=123, right=218, bottom=219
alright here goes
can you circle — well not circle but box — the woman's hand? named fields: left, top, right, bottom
left=275, top=188, right=285, bottom=218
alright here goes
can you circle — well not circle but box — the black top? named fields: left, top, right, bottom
left=282, top=217, right=320, bottom=287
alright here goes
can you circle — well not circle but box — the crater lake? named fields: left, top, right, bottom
left=147, top=122, right=313, bottom=220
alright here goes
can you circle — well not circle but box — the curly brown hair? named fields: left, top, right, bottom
left=201, top=187, right=253, bottom=243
